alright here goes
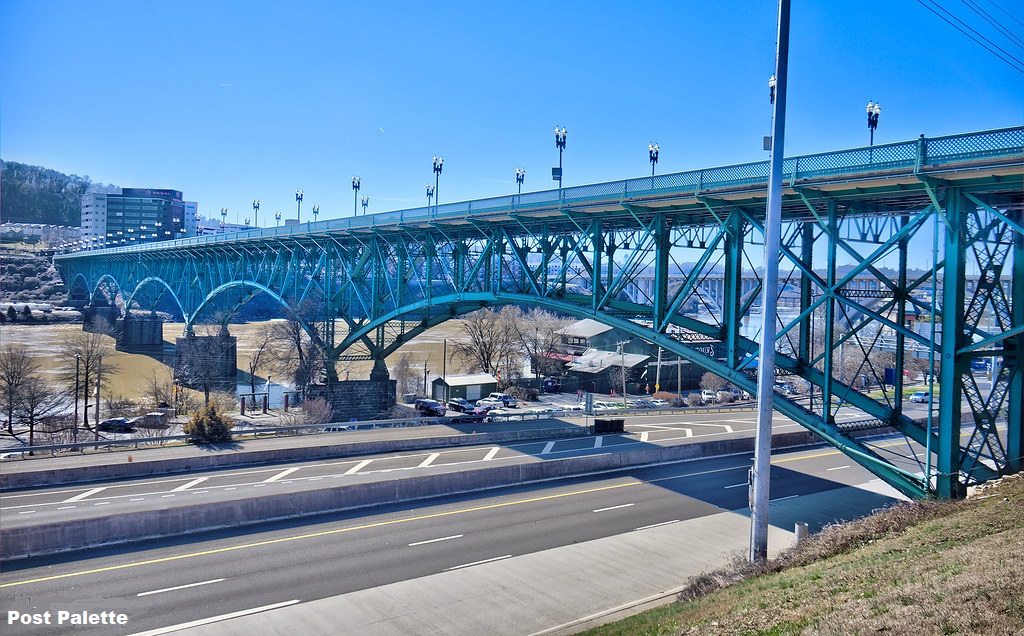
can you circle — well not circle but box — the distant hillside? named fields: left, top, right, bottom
left=0, top=160, right=119, bottom=226
left=0, top=251, right=66, bottom=303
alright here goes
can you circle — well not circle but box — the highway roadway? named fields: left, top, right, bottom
left=0, top=442, right=907, bottom=636
left=0, top=408, right=883, bottom=527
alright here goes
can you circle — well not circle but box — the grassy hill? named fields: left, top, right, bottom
left=583, top=474, right=1024, bottom=635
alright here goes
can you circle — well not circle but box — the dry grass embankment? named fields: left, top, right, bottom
left=583, top=474, right=1024, bottom=636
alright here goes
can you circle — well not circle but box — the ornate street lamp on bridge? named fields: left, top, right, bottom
left=295, top=189, right=304, bottom=222
left=867, top=101, right=881, bottom=146
left=553, top=127, right=567, bottom=188
left=220, top=207, right=227, bottom=233
left=432, top=156, right=444, bottom=205
left=351, top=177, right=360, bottom=216
left=361, top=196, right=369, bottom=215
left=426, top=184, right=434, bottom=207
left=516, top=167, right=525, bottom=194
left=275, top=211, right=281, bottom=226
left=312, top=205, right=319, bottom=222
left=648, top=143, right=659, bottom=176
left=252, top=199, right=260, bottom=228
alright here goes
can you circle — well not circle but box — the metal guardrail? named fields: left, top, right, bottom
left=56, top=127, right=1023, bottom=260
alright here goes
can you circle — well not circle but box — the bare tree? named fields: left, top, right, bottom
left=59, top=331, right=118, bottom=438
left=508, top=307, right=573, bottom=378
left=268, top=302, right=324, bottom=391
left=392, top=353, right=419, bottom=397
left=699, top=371, right=727, bottom=393
left=0, top=345, right=37, bottom=435
left=15, top=379, right=67, bottom=448
left=245, top=325, right=275, bottom=395
left=174, top=323, right=236, bottom=406
left=450, top=307, right=521, bottom=381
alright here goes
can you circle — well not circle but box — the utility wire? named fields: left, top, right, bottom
left=916, top=0, right=1024, bottom=74
left=962, top=0, right=1024, bottom=50
left=983, top=0, right=1024, bottom=30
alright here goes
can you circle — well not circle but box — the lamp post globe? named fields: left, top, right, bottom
left=361, top=196, right=369, bottom=215
left=252, top=199, right=260, bottom=228
left=515, top=167, right=525, bottom=194
left=295, top=189, right=304, bottom=222
left=426, top=184, right=434, bottom=207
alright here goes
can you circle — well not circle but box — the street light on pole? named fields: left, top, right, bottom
left=648, top=142, right=659, bottom=177
left=515, top=167, right=525, bottom=194
left=312, top=205, right=319, bottom=222
left=275, top=211, right=282, bottom=226
left=252, top=199, right=260, bottom=228
left=351, top=177, right=360, bottom=216
left=866, top=101, right=881, bottom=146
left=295, top=189, right=304, bottom=222
left=220, top=207, right=227, bottom=233
left=553, top=127, right=567, bottom=188
left=361, top=196, right=369, bottom=215
left=432, top=156, right=443, bottom=205
left=426, top=184, right=434, bottom=207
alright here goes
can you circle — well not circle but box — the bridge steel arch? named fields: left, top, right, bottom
left=55, top=127, right=1024, bottom=499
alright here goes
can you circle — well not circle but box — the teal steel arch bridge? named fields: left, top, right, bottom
left=55, top=127, right=1024, bottom=500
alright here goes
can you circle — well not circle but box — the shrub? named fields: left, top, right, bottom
left=687, top=392, right=704, bottom=407
left=506, top=385, right=539, bottom=402
left=184, top=403, right=234, bottom=443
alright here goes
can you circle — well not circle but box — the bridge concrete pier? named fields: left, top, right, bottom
left=115, top=313, right=164, bottom=352
left=173, top=326, right=238, bottom=393
left=308, top=378, right=396, bottom=422
left=81, top=304, right=119, bottom=334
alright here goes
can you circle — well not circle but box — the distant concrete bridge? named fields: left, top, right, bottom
left=56, top=127, right=1024, bottom=499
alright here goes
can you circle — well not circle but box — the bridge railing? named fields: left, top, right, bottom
left=58, top=127, right=1023, bottom=259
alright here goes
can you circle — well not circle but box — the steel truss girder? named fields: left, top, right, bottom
left=54, top=132, right=1024, bottom=498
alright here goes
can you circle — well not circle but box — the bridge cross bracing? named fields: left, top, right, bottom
left=56, top=127, right=1024, bottom=499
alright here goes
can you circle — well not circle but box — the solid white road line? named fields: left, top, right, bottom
left=483, top=447, right=500, bottom=461
left=770, top=494, right=799, bottom=502
left=137, top=578, right=226, bottom=597
left=594, top=436, right=603, bottom=448
left=593, top=503, right=634, bottom=513
left=541, top=441, right=556, bottom=454
left=724, top=482, right=748, bottom=489
left=263, top=467, right=300, bottom=483
left=171, top=477, right=209, bottom=492
left=409, top=534, right=463, bottom=547
left=444, top=555, right=512, bottom=571
left=419, top=453, right=440, bottom=468
left=127, top=600, right=300, bottom=636
left=827, top=465, right=851, bottom=471
left=345, top=459, right=373, bottom=475
left=634, top=520, right=680, bottom=531
left=63, top=487, right=106, bottom=503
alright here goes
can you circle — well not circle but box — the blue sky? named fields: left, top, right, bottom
left=2, top=1, right=1022, bottom=226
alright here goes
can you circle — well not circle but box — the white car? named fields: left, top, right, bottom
left=909, top=391, right=932, bottom=404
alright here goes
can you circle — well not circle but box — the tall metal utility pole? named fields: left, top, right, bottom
left=750, top=0, right=790, bottom=563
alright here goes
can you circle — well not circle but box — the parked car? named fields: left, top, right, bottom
left=631, top=399, right=656, bottom=408
left=701, top=389, right=718, bottom=404
left=454, top=406, right=491, bottom=422
left=909, top=390, right=932, bottom=404
left=475, top=397, right=504, bottom=409
left=486, top=392, right=518, bottom=408
left=446, top=397, right=473, bottom=413
left=414, top=398, right=446, bottom=417
left=97, top=418, right=134, bottom=433
left=648, top=398, right=670, bottom=407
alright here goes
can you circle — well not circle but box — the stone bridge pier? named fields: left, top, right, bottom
left=173, top=326, right=238, bottom=393
left=309, top=359, right=396, bottom=421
